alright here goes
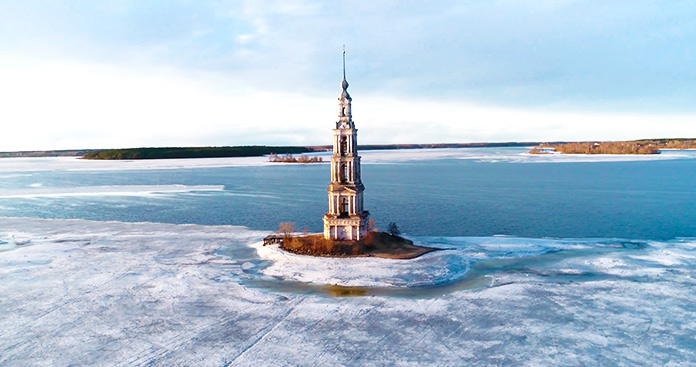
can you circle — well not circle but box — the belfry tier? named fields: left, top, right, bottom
left=330, top=124, right=361, bottom=185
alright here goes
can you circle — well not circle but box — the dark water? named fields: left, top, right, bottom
left=1, top=149, right=696, bottom=240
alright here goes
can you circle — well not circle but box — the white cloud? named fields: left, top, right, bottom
left=357, top=96, right=696, bottom=144
left=235, top=34, right=255, bottom=44
left=1, top=57, right=693, bottom=151
left=0, top=57, right=330, bottom=150
left=1, top=1, right=695, bottom=119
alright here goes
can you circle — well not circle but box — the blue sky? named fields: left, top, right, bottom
left=1, top=1, right=695, bottom=150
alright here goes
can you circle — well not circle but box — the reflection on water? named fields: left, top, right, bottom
left=323, top=285, right=369, bottom=297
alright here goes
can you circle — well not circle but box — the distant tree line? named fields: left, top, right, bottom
left=306, top=142, right=552, bottom=151
left=644, top=139, right=696, bottom=149
left=82, top=146, right=313, bottom=160
left=82, top=142, right=547, bottom=160
left=0, top=149, right=96, bottom=158
left=529, top=139, right=696, bottom=155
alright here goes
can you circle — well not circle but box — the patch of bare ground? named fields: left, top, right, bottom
left=277, top=231, right=438, bottom=260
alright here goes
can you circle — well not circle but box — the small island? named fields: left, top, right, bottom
left=266, top=224, right=438, bottom=260
left=529, top=139, right=696, bottom=155
left=268, top=153, right=324, bottom=163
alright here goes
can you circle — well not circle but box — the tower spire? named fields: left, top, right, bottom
left=340, top=46, right=351, bottom=100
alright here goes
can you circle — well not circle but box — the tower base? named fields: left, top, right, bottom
left=323, top=212, right=369, bottom=241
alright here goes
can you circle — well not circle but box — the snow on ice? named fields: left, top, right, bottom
left=1, top=218, right=695, bottom=366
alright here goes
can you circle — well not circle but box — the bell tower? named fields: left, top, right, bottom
left=323, top=48, right=369, bottom=241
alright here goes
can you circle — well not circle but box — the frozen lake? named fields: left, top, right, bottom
left=1, top=147, right=696, bottom=366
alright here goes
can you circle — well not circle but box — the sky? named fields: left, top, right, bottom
left=1, top=0, right=695, bottom=150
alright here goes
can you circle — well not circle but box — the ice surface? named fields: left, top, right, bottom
left=1, top=218, right=695, bottom=366
left=1, top=147, right=694, bottom=173
left=515, top=150, right=696, bottom=163
left=0, top=156, right=274, bottom=172
left=0, top=184, right=224, bottom=198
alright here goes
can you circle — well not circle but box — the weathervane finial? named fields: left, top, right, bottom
left=340, top=45, right=350, bottom=93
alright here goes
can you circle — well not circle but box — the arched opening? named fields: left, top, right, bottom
left=339, top=163, right=346, bottom=182
left=340, top=136, right=347, bottom=156
left=339, top=197, right=348, bottom=217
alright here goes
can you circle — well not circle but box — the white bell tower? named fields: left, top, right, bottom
left=323, top=48, right=369, bottom=241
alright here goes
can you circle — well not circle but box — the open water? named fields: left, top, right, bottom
left=1, top=147, right=695, bottom=239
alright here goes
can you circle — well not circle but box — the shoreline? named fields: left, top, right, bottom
left=1, top=142, right=546, bottom=159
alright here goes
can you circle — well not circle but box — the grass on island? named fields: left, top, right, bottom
left=529, top=139, right=696, bottom=155
left=82, top=146, right=313, bottom=160
left=277, top=231, right=438, bottom=260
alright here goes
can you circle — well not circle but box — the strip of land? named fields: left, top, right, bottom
left=81, top=146, right=312, bottom=160
left=0, top=149, right=96, bottom=158
left=308, top=141, right=548, bottom=151
left=80, top=142, right=550, bottom=160
left=0, top=142, right=550, bottom=159
left=3, top=139, right=695, bottom=159
left=530, top=139, right=696, bottom=155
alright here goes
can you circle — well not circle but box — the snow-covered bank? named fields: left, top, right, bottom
left=1, top=218, right=695, bottom=366
left=252, top=240, right=469, bottom=288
